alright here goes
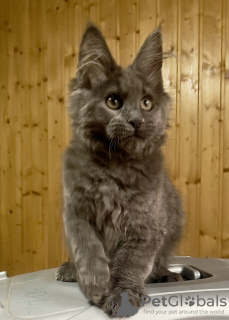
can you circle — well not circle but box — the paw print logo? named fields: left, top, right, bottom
left=185, top=296, right=195, bottom=307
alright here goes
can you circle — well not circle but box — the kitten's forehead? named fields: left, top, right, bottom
left=114, top=67, right=144, bottom=98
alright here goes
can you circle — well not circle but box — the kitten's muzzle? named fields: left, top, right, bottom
left=128, top=117, right=145, bottom=129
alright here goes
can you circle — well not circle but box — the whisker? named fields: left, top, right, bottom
left=109, top=138, right=114, bottom=159
left=108, top=129, right=118, bottom=159
left=111, top=138, right=116, bottom=152
left=113, top=139, right=117, bottom=153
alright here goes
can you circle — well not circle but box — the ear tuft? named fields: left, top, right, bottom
left=77, top=23, right=117, bottom=88
left=131, top=27, right=163, bottom=89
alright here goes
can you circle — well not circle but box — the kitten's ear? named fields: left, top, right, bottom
left=77, top=24, right=117, bottom=88
left=131, top=27, right=163, bottom=90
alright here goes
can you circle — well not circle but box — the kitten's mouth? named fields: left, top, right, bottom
left=118, top=133, right=145, bottom=147
left=128, top=135, right=144, bottom=142
left=128, top=130, right=145, bottom=140
left=106, top=126, right=147, bottom=154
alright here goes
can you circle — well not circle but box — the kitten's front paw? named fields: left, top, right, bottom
left=78, top=256, right=110, bottom=303
left=55, top=261, right=76, bottom=282
left=102, top=287, right=145, bottom=317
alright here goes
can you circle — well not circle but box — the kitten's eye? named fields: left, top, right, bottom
left=106, top=94, right=123, bottom=110
left=141, top=97, right=153, bottom=111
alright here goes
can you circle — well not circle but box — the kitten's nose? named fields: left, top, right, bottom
left=128, top=118, right=144, bottom=129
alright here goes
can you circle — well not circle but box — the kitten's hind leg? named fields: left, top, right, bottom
left=146, top=267, right=183, bottom=283
left=146, top=240, right=184, bottom=283
left=55, top=261, right=77, bottom=282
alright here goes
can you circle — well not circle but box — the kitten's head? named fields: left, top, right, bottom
left=69, top=24, right=171, bottom=160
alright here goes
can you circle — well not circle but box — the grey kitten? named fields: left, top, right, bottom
left=56, top=24, right=184, bottom=316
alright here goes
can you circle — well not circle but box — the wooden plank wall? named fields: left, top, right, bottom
left=0, top=0, right=228, bottom=276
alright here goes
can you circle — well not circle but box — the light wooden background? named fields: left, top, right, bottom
left=0, top=0, right=229, bottom=276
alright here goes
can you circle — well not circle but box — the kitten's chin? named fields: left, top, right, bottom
left=120, top=136, right=155, bottom=159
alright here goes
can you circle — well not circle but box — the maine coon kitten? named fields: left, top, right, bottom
left=56, top=24, right=184, bottom=316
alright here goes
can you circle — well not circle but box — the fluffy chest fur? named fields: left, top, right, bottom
left=63, top=145, right=168, bottom=257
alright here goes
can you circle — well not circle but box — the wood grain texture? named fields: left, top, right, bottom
left=18, top=0, right=32, bottom=274
left=157, top=0, right=178, bottom=182
left=0, top=0, right=228, bottom=276
left=119, top=0, right=137, bottom=67
left=199, top=0, right=222, bottom=257
left=100, top=0, right=118, bottom=60
left=0, top=0, right=13, bottom=273
left=46, top=0, right=65, bottom=268
left=138, top=0, right=157, bottom=48
left=222, top=0, right=229, bottom=259
left=176, top=0, right=200, bottom=256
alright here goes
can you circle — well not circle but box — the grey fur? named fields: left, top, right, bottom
left=56, top=24, right=184, bottom=316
